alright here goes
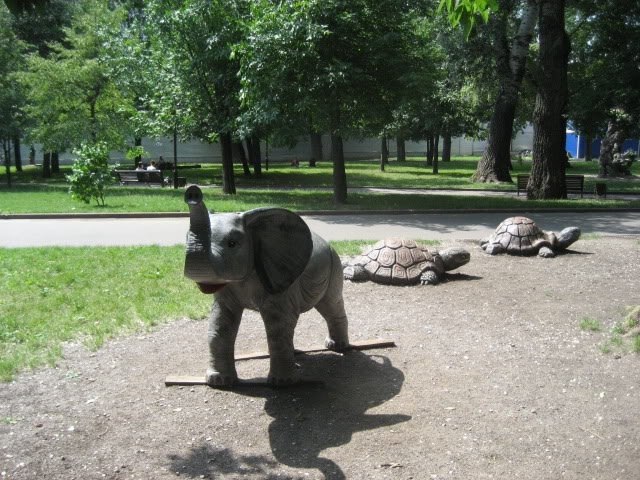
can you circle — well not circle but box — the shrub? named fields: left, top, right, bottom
left=66, top=142, right=115, bottom=206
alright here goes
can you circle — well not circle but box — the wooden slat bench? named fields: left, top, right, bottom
left=516, top=174, right=584, bottom=198
left=115, top=170, right=166, bottom=187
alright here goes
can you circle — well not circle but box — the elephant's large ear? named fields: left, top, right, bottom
left=243, top=208, right=313, bottom=294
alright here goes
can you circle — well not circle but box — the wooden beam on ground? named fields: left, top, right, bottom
left=236, top=338, right=396, bottom=361
left=164, top=376, right=324, bottom=387
left=165, top=338, right=395, bottom=387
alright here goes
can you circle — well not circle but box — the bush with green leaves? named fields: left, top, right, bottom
left=66, top=142, right=115, bottom=206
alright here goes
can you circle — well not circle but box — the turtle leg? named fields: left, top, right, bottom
left=538, top=246, right=556, bottom=258
left=483, top=242, right=505, bottom=255
left=420, top=270, right=440, bottom=285
left=343, top=265, right=369, bottom=282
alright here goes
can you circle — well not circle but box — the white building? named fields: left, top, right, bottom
left=20, top=125, right=535, bottom=165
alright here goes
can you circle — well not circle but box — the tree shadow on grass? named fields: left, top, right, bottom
left=168, top=351, right=409, bottom=479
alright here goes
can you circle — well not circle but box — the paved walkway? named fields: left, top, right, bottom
left=1, top=211, right=639, bottom=247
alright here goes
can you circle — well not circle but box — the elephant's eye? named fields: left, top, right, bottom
left=227, top=240, right=237, bottom=248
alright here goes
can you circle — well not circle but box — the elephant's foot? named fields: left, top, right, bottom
left=206, top=368, right=238, bottom=387
left=325, top=336, right=350, bottom=352
left=267, top=364, right=300, bottom=386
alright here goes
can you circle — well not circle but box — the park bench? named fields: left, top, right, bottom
left=114, top=170, right=166, bottom=187
left=516, top=174, right=584, bottom=198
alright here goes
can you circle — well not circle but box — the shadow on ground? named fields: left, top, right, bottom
left=167, top=351, right=410, bottom=479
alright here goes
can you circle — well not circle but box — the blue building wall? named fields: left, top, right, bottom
left=565, top=132, right=639, bottom=159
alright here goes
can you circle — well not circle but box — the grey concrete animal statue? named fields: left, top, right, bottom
left=480, top=216, right=581, bottom=257
left=343, top=238, right=470, bottom=285
left=183, top=186, right=350, bottom=386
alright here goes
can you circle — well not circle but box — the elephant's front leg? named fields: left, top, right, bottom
left=206, top=300, right=242, bottom=386
left=261, top=308, right=299, bottom=385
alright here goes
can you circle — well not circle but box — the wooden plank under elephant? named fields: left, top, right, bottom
left=235, top=338, right=396, bottom=361
left=164, top=338, right=396, bottom=387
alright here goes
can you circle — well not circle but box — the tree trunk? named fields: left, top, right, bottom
left=528, top=0, right=569, bottom=199
left=331, top=133, right=347, bottom=204
left=13, top=136, right=22, bottom=172
left=380, top=136, right=388, bottom=171
left=134, top=137, right=142, bottom=168
left=426, top=134, right=433, bottom=166
left=42, top=151, right=51, bottom=178
left=442, top=132, right=452, bottom=162
left=598, top=120, right=626, bottom=177
left=2, top=142, right=10, bottom=187
left=233, top=141, right=251, bottom=176
left=396, top=135, right=406, bottom=162
left=220, top=132, right=236, bottom=194
left=585, top=134, right=592, bottom=161
left=51, top=151, right=59, bottom=173
left=309, top=132, right=322, bottom=167
left=433, top=134, right=440, bottom=174
left=473, top=0, right=537, bottom=183
left=474, top=97, right=517, bottom=182
left=246, top=135, right=262, bottom=176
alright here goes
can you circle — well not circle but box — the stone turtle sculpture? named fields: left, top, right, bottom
left=343, top=238, right=470, bottom=286
left=480, top=216, right=581, bottom=257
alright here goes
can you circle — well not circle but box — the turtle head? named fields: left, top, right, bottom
left=556, top=227, right=581, bottom=250
left=438, top=247, right=470, bottom=271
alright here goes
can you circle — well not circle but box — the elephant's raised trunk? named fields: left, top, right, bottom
left=185, top=185, right=210, bottom=230
left=184, top=185, right=220, bottom=292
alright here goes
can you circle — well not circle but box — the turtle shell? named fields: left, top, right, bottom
left=352, top=238, right=437, bottom=285
left=487, top=216, right=549, bottom=255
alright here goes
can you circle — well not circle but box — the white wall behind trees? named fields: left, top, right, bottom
left=19, top=125, right=534, bottom=165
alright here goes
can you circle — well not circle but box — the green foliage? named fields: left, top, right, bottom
left=18, top=0, right=134, bottom=153
left=66, top=142, right=114, bottom=206
left=438, top=0, right=499, bottom=38
left=125, top=145, right=148, bottom=162
left=8, top=0, right=72, bottom=57
left=568, top=1, right=640, bottom=139
left=0, top=4, right=28, bottom=144
left=239, top=0, right=421, bottom=139
left=145, top=0, right=245, bottom=139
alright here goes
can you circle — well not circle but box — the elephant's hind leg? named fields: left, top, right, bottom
left=315, top=294, right=350, bottom=352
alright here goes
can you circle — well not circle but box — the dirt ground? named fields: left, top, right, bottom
left=1, top=236, right=639, bottom=480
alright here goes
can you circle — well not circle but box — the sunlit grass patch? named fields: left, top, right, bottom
left=579, top=317, right=601, bottom=331
left=600, top=306, right=640, bottom=356
left=0, top=246, right=211, bottom=381
left=2, top=156, right=639, bottom=214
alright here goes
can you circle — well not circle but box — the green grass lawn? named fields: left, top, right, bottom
left=0, top=246, right=211, bottom=381
left=1, top=183, right=637, bottom=213
left=0, top=241, right=373, bottom=381
left=1, top=157, right=639, bottom=214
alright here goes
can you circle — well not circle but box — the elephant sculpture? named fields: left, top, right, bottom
left=183, top=185, right=350, bottom=386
